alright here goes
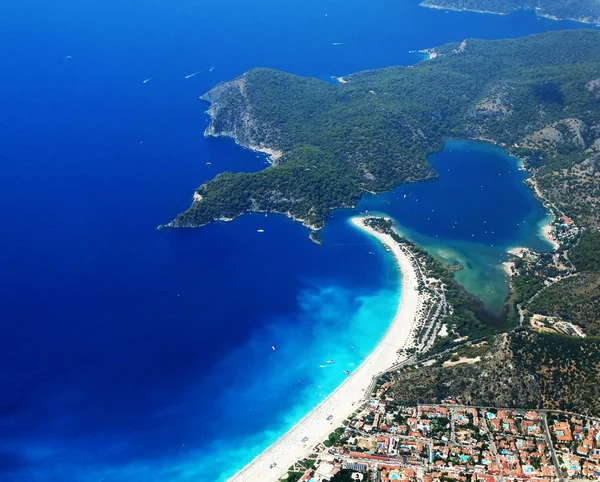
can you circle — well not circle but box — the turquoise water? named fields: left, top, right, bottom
left=353, top=139, right=553, bottom=313
left=0, top=0, right=587, bottom=480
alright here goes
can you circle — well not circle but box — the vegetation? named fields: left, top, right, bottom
left=386, top=204, right=600, bottom=415
left=170, top=30, right=600, bottom=230
left=527, top=273, right=600, bottom=335
left=571, top=231, right=600, bottom=271
left=419, top=0, right=600, bottom=23
left=166, top=30, right=600, bottom=420
left=511, top=332, right=600, bottom=414
left=508, top=251, right=557, bottom=310
left=535, top=154, right=600, bottom=230
left=526, top=231, right=600, bottom=334
left=392, top=331, right=600, bottom=416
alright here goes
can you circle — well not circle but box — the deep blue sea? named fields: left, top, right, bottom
left=0, top=1, right=593, bottom=481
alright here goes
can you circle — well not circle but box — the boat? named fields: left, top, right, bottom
left=343, top=370, right=350, bottom=375
left=271, top=346, right=275, bottom=351
left=326, top=360, right=334, bottom=364
left=257, top=229, right=264, bottom=233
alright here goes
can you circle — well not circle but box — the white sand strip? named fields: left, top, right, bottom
left=228, top=216, right=423, bottom=482
left=541, top=222, right=559, bottom=250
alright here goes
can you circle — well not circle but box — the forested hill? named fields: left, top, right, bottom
left=420, top=0, right=600, bottom=24
left=527, top=231, right=600, bottom=335
left=168, top=30, right=600, bottom=231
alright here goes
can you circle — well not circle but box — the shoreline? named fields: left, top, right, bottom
left=525, top=176, right=560, bottom=251
left=419, top=2, right=509, bottom=17
left=419, top=1, right=599, bottom=25
left=227, top=216, right=424, bottom=481
left=541, top=221, right=559, bottom=250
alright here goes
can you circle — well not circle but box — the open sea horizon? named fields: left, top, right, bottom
left=0, top=1, right=594, bottom=480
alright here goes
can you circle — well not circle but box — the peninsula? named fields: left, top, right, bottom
left=167, top=30, right=600, bottom=480
left=167, top=30, right=600, bottom=235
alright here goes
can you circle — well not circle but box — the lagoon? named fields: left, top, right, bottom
left=0, top=0, right=590, bottom=480
left=352, top=139, right=553, bottom=314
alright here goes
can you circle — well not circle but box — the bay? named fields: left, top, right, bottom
left=0, top=1, right=591, bottom=480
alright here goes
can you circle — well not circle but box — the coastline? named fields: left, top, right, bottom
left=419, top=1, right=599, bottom=24
left=419, top=2, right=509, bottom=17
left=227, top=216, right=424, bottom=482
left=541, top=221, right=559, bottom=250
left=525, top=176, right=560, bottom=251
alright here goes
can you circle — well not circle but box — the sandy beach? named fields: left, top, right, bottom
left=541, top=222, right=559, bottom=250
left=228, top=216, right=423, bottom=482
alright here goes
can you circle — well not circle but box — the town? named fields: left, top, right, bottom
left=280, top=380, right=600, bottom=482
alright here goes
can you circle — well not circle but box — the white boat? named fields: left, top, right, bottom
left=326, top=360, right=334, bottom=364
left=257, top=229, right=264, bottom=233
left=271, top=346, right=275, bottom=351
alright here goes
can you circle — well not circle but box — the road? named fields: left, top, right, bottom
left=541, top=413, right=565, bottom=482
